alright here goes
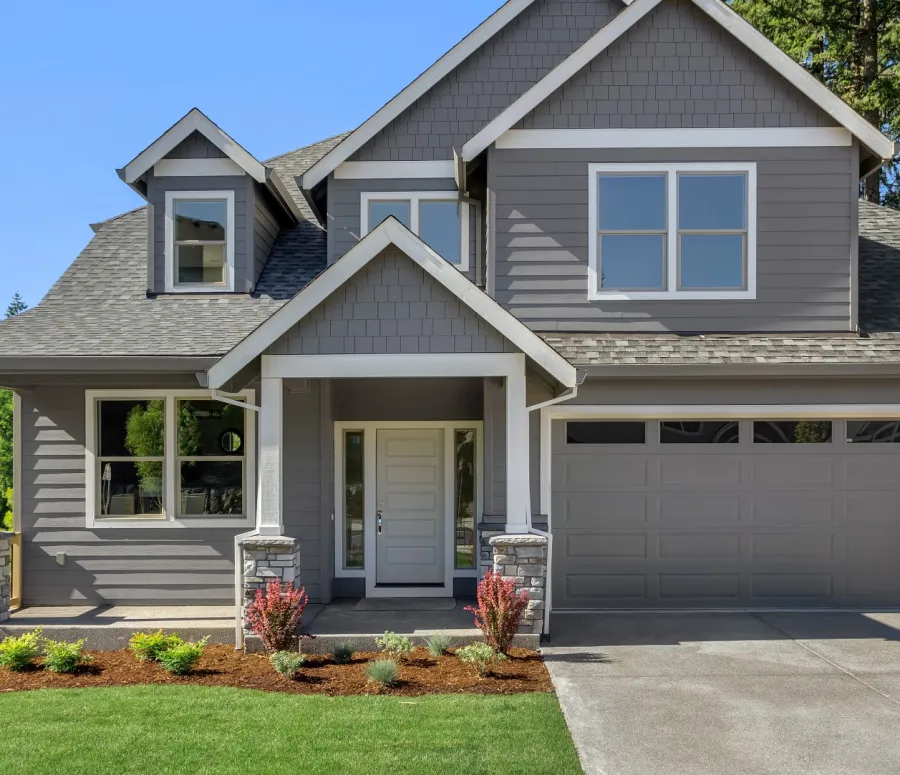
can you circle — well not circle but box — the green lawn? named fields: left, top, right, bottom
left=0, top=686, right=582, bottom=775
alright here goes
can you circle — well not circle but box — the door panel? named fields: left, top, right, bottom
left=376, top=429, right=445, bottom=585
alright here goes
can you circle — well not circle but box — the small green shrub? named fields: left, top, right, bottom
left=156, top=637, right=209, bottom=675
left=129, top=630, right=183, bottom=663
left=375, top=631, right=415, bottom=660
left=270, top=650, right=306, bottom=678
left=365, top=659, right=399, bottom=687
left=0, top=628, right=42, bottom=672
left=457, top=642, right=506, bottom=677
left=332, top=643, right=355, bottom=665
left=426, top=634, right=454, bottom=657
left=42, top=638, right=92, bottom=674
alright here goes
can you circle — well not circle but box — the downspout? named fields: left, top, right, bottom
left=211, top=389, right=261, bottom=413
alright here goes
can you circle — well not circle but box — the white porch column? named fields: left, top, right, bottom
left=258, top=377, right=284, bottom=536
left=505, top=354, right=530, bottom=533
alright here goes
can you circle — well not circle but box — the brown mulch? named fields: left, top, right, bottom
left=0, top=646, right=552, bottom=696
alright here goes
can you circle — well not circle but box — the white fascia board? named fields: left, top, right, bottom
left=461, top=0, right=663, bottom=161
left=123, top=108, right=268, bottom=184
left=300, top=0, right=539, bottom=190
left=334, top=160, right=457, bottom=180
left=496, top=127, right=853, bottom=150
left=208, top=218, right=576, bottom=390
left=694, top=0, right=894, bottom=160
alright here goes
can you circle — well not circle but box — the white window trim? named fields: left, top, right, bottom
left=85, top=389, right=256, bottom=529
left=164, top=190, right=236, bottom=293
left=360, top=191, right=470, bottom=271
left=333, top=421, right=485, bottom=596
left=587, top=162, right=757, bottom=301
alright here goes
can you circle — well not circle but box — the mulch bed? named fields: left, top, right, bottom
left=0, top=646, right=552, bottom=696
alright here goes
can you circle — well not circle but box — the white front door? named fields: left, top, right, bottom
left=375, top=429, right=445, bottom=585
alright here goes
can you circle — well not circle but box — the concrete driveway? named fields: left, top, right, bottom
left=544, top=612, right=900, bottom=775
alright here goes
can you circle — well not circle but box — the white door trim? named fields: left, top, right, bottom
left=334, top=420, right=484, bottom=598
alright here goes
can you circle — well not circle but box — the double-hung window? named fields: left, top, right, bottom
left=360, top=192, right=472, bottom=270
left=588, top=163, right=756, bottom=300
left=165, top=191, right=235, bottom=292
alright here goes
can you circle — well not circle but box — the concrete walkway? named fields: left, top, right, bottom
left=544, top=612, right=900, bottom=775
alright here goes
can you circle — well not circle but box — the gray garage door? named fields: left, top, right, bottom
left=552, top=418, right=900, bottom=609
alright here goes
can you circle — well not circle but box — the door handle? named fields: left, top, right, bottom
left=377, top=503, right=384, bottom=535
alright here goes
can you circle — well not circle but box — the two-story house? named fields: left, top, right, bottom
left=2, top=0, right=899, bottom=631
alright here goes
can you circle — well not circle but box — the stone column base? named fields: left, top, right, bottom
left=489, top=534, right=548, bottom=636
left=238, top=535, right=300, bottom=648
left=0, top=532, right=12, bottom=624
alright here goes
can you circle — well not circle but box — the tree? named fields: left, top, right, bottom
left=729, top=0, right=900, bottom=206
left=5, top=293, right=26, bottom=318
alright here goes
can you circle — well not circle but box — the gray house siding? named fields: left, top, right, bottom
left=351, top=0, right=618, bottom=162
left=267, top=247, right=519, bottom=355
left=19, top=380, right=243, bottom=606
left=334, top=379, right=483, bottom=422
left=252, top=184, right=280, bottom=287
left=146, top=172, right=254, bottom=294
left=518, top=0, right=836, bottom=130
left=163, top=131, right=227, bottom=159
left=490, top=145, right=854, bottom=332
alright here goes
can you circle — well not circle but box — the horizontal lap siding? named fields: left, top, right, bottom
left=490, top=146, right=854, bottom=332
left=518, top=0, right=834, bottom=130
left=20, top=382, right=244, bottom=606
left=267, top=247, right=518, bottom=355
left=253, top=186, right=280, bottom=287
left=351, top=0, right=618, bottom=162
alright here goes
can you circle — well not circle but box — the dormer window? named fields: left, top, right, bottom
left=361, top=192, right=469, bottom=270
left=165, top=191, right=235, bottom=292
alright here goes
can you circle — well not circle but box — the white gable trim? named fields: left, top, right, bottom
left=463, top=0, right=896, bottom=162
left=123, top=109, right=268, bottom=185
left=334, top=161, right=457, bottom=180
left=207, top=218, right=576, bottom=390
left=153, top=158, right=247, bottom=177
left=299, top=0, right=539, bottom=191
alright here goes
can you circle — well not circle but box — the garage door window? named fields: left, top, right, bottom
left=567, top=421, right=646, bottom=444
left=660, top=421, right=739, bottom=444
left=847, top=421, right=900, bottom=443
left=753, top=421, right=833, bottom=444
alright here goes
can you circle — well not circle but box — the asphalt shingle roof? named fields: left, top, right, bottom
left=2, top=132, right=900, bottom=368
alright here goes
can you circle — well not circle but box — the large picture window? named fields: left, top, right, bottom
left=588, top=163, right=756, bottom=301
left=87, top=391, right=254, bottom=527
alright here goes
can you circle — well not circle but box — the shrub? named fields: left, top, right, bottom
left=156, top=637, right=210, bottom=675
left=457, top=642, right=506, bottom=677
left=465, top=570, right=529, bottom=655
left=41, top=638, right=92, bottom=674
left=426, top=634, right=454, bottom=657
left=270, top=650, right=306, bottom=678
left=375, top=632, right=415, bottom=661
left=365, top=659, right=399, bottom=687
left=332, top=643, right=355, bottom=665
left=244, top=579, right=309, bottom=654
left=129, top=630, right=183, bottom=663
left=0, top=628, right=42, bottom=672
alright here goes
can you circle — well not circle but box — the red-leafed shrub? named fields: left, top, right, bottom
left=245, top=579, right=309, bottom=654
left=465, top=570, right=529, bottom=655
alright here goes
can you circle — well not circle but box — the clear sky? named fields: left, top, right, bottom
left=0, top=0, right=503, bottom=309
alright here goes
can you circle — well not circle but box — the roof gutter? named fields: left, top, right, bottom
left=578, top=362, right=900, bottom=379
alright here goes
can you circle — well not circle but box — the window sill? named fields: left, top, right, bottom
left=590, top=290, right=756, bottom=302
left=88, top=516, right=255, bottom=530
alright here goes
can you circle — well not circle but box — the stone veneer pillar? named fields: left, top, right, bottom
left=237, top=535, right=301, bottom=648
left=0, top=532, right=12, bottom=624
left=489, top=534, right=548, bottom=636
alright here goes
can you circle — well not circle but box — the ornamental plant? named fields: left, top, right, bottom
left=375, top=632, right=415, bottom=661
left=0, top=627, right=42, bottom=672
left=365, top=659, right=399, bottom=687
left=157, top=637, right=210, bottom=675
left=42, top=638, right=92, bottom=674
left=457, top=642, right=506, bottom=677
left=129, top=630, right=183, bottom=663
left=465, top=570, right=529, bottom=655
left=270, top=650, right=306, bottom=679
left=332, top=643, right=355, bottom=665
left=245, top=579, right=309, bottom=654
left=425, top=634, right=454, bottom=657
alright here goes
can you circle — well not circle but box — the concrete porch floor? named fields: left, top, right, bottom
left=2, top=598, right=540, bottom=652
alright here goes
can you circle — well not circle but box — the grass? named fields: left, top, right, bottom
left=0, top=686, right=582, bottom=775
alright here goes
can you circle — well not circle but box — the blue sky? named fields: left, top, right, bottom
left=0, top=0, right=503, bottom=309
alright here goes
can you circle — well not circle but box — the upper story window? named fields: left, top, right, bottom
left=587, top=163, right=756, bottom=301
left=361, top=191, right=469, bottom=271
left=165, top=191, right=235, bottom=292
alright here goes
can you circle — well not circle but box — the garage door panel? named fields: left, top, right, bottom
left=844, top=456, right=900, bottom=486
left=658, top=532, right=741, bottom=559
left=659, top=574, right=740, bottom=601
left=750, top=457, right=836, bottom=487
left=658, top=494, right=741, bottom=526
left=659, top=456, right=741, bottom=486
left=750, top=573, right=834, bottom=600
left=564, top=533, right=648, bottom=559
left=557, top=456, right=648, bottom=489
left=845, top=534, right=900, bottom=560
left=563, top=573, right=648, bottom=602
left=844, top=493, right=900, bottom=526
left=845, top=568, right=900, bottom=599
left=750, top=492, right=836, bottom=526
left=751, top=533, right=834, bottom=560
left=553, top=492, right=648, bottom=528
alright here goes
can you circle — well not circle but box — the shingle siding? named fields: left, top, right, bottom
left=518, top=0, right=835, bottom=130
left=352, top=0, right=618, bottom=161
left=268, top=247, right=518, bottom=355
left=163, top=131, right=227, bottom=159
left=252, top=185, right=280, bottom=287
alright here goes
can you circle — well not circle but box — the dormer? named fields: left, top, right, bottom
left=118, top=108, right=302, bottom=295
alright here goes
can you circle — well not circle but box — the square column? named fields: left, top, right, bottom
left=505, top=356, right=530, bottom=532
left=258, top=377, right=284, bottom=536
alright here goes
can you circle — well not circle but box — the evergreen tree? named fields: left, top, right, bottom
left=0, top=293, right=27, bottom=527
left=5, top=293, right=26, bottom=318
